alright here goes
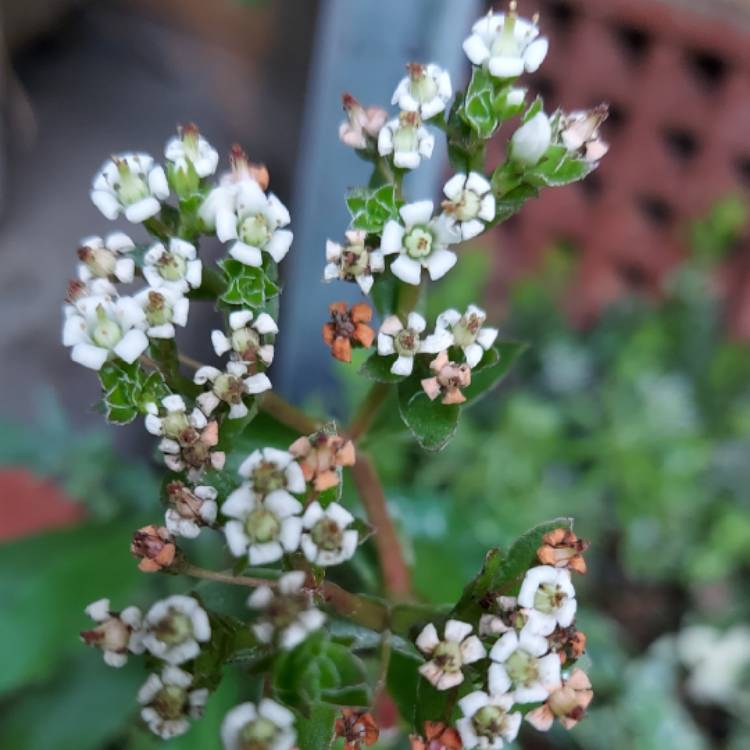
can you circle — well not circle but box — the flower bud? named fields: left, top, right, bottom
left=511, top=111, right=551, bottom=166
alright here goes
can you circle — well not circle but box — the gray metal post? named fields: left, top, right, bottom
left=275, top=0, right=482, bottom=405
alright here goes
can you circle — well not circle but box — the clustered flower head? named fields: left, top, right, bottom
left=414, top=525, right=591, bottom=747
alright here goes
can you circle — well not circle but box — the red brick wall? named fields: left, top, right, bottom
left=487, top=0, right=750, bottom=331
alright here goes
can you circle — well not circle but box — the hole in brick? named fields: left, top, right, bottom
left=617, top=261, right=649, bottom=288
left=663, top=127, right=700, bottom=162
left=733, top=156, right=750, bottom=187
left=686, top=50, right=728, bottom=90
left=637, top=195, right=675, bottom=227
left=578, top=172, right=603, bottom=201
left=612, top=24, right=651, bottom=63
left=534, top=76, right=557, bottom=103
left=604, top=102, right=628, bottom=134
left=544, top=0, right=576, bottom=33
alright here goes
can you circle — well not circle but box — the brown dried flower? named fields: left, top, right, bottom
left=410, top=721, right=463, bottom=750
left=421, top=350, right=472, bottom=404
left=322, top=302, right=375, bottom=362
left=525, top=668, right=593, bottom=731
left=131, top=524, right=176, bottom=572
left=335, top=708, right=379, bottom=750
left=537, top=528, right=589, bottom=574
left=289, top=430, right=356, bottom=492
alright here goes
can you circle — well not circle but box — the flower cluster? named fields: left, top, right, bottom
left=415, top=526, right=592, bottom=748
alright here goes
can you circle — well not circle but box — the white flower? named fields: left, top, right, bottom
left=377, top=312, right=452, bottom=376
left=488, top=629, right=561, bottom=703
left=145, top=394, right=206, bottom=441
left=194, top=361, right=272, bottom=419
left=456, top=690, right=521, bottom=749
left=134, top=286, right=189, bottom=339
left=77, top=232, right=135, bottom=284
left=339, top=93, right=388, bottom=150
left=142, top=594, right=211, bottom=665
left=247, top=571, right=326, bottom=650
left=80, top=598, right=144, bottom=667
left=510, top=111, right=552, bottom=166
left=62, top=295, right=148, bottom=370
left=210, top=178, right=292, bottom=266
left=416, top=619, right=486, bottom=691
left=436, top=304, right=498, bottom=368
left=143, top=238, right=202, bottom=294
left=211, top=309, right=278, bottom=366
left=391, top=63, right=452, bottom=120
left=221, top=699, right=297, bottom=750
left=463, top=5, right=548, bottom=79
left=441, top=173, right=496, bottom=240
left=557, top=105, right=610, bottom=163
left=378, top=112, right=435, bottom=170
left=517, top=565, right=577, bottom=632
left=91, top=152, right=169, bottom=223
left=238, top=447, right=307, bottom=500
left=324, top=230, right=385, bottom=294
left=165, top=481, right=218, bottom=539
left=165, top=124, right=219, bottom=178
left=300, top=501, right=358, bottom=567
left=222, top=484, right=304, bottom=566
left=138, top=665, right=209, bottom=740
left=380, top=200, right=461, bottom=285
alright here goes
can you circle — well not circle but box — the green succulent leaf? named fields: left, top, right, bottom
left=219, top=258, right=280, bottom=308
left=461, top=67, right=499, bottom=140
left=98, top=361, right=170, bottom=425
left=347, top=185, right=400, bottom=233
left=359, top=353, right=406, bottom=383
left=398, top=381, right=461, bottom=452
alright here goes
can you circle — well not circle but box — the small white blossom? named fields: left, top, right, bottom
left=138, top=665, right=209, bottom=740
left=416, top=619, right=486, bottom=691
left=377, top=312, right=452, bottom=376
left=134, top=286, right=189, bottom=339
left=441, top=173, right=496, bottom=240
left=436, top=304, right=498, bottom=368
left=339, top=93, right=388, bottom=150
left=165, top=124, right=219, bottom=178
left=463, top=5, right=548, bottom=79
left=221, top=699, right=297, bottom=750
left=211, top=309, right=278, bottom=366
left=80, top=598, right=144, bottom=667
left=143, top=595, right=211, bottom=665
left=378, top=112, right=435, bottom=170
left=237, top=447, right=307, bottom=500
left=62, top=295, right=148, bottom=370
left=222, top=483, right=304, bottom=566
left=194, top=361, right=272, bottom=419
left=91, top=152, right=169, bottom=223
left=247, top=571, right=326, bottom=650
left=143, top=238, right=202, bottom=294
left=456, top=690, right=521, bottom=749
left=209, top=178, right=292, bottom=266
left=380, top=200, right=461, bottom=285
left=391, top=63, right=452, bottom=120
left=64, top=278, right=117, bottom=319
left=510, top=111, right=552, bottom=166
left=165, top=481, right=218, bottom=539
left=324, top=230, right=385, bottom=294
left=300, top=501, right=358, bottom=567
left=488, top=629, right=561, bottom=703
left=77, top=232, right=135, bottom=284
left=517, top=565, right=577, bottom=633
left=145, top=394, right=206, bottom=441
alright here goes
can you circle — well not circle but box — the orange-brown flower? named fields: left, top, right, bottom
left=289, top=431, right=356, bottom=492
left=228, top=144, right=269, bottom=190
left=131, top=525, right=176, bottom=572
left=421, top=350, right=472, bottom=405
left=334, top=709, right=379, bottom=750
left=410, top=721, right=462, bottom=750
left=322, top=302, right=375, bottom=362
left=537, top=528, right=589, bottom=574
left=548, top=624, right=588, bottom=664
left=525, top=668, right=593, bottom=731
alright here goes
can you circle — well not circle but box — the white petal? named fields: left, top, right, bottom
left=490, top=631, right=519, bottom=663
left=244, top=373, right=272, bottom=394
left=265, top=490, right=302, bottom=518
left=278, top=516, right=303, bottom=552
left=465, top=343, right=484, bottom=368
left=459, top=690, right=491, bottom=719
left=266, top=230, right=293, bottom=262
left=460, top=635, right=487, bottom=664
left=394, top=150, right=420, bottom=170
left=113, top=329, right=149, bottom=364
left=377, top=333, right=396, bottom=356
left=254, top=312, right=278, bottom=334
left=462, top=34, right=490, bottom=66
left=400, top=200, right=434, bottom=228
left=524, top=38, right=549, bottom=72
left=443, top=173, right=466, bottom=200
left=391, top=354, right=414, bottom=376
left=224, top=521, right=251, bottom=557
left=488, top=663, right=512, bottom=696
left=391, top=254, right=422, bottom=285
left=489, top=55, right=525, bottom=79
left=326, top=502, right=354, bottom=527
left=249, top=541, right=284, bottom=565
left=211, top=330, right=231, bottom=356
left=416, top=623, right=440, bottom=654
left=229, top=241, right=263, bottom=267
left=222, top=485, right=255, bottom=518
left=424, top=249, right=457, bottom=280
left=125, top=197, right=160, bottom=223
left=71, top=343, right=109, bottom=370
left=444, top=619, right=473, bottom=643
left=476, top=327, right=498, bottom=349
left=301, top=501, right=324, bottom=527
left=380, top=220, right=405, bottom=255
